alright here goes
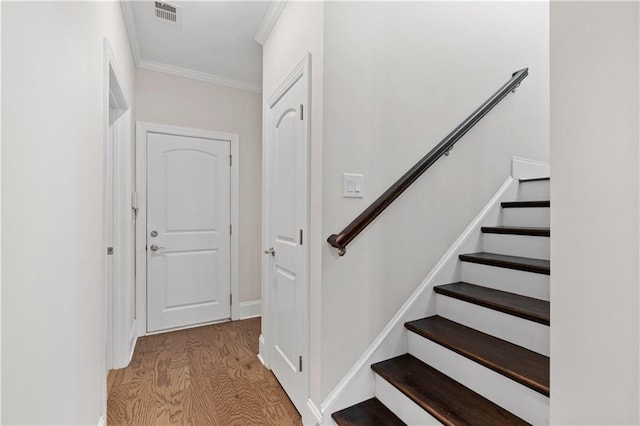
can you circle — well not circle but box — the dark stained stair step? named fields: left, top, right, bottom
left=332, top=398, right=406, bottom=426
left=460, top=252, right=550, bottom=275
left=433, top=282, right=550, bottom=325
left=501, top=200, right=550, bottom=208
left=481, top=226, right=550, bottom=237
left=405, top=316, right=549, bottom=396
left=519, top=177, right=550, bottom=182
left=371, top=354, right=529, bottom=426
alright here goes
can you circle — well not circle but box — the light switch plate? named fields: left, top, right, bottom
left=343, top=173, right=364, bottom=198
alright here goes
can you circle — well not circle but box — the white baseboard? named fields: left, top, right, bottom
left=511, top=156, right=550, bottom=180
left=258, top=334, right=267, bottom=367
left=319, top=176, right=518, bottom=423
left=306, top=398, right=323, bottom=425
left=127, top=320, right=137, bottom=366
left=238, top=300, right=261, bottom=319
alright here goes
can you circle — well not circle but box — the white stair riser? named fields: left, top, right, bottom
left=437, top=295, right=550, bottom=356
left=461, top=262, right=550, bottom=301
left=502, top=207, right=550, bottom=227
left=483, top=234, right=550, bottom=260
left=517, top=180, right=550, bottom=200
left=408, top=333, right=549, bottom=425
left=374, top=373, right=439, bottom=425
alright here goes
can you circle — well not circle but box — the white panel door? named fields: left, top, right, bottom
left=147, top=132, right=231, bottom=332
left=266, top=72, right=309, bottom=411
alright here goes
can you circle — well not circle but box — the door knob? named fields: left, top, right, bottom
left=150, top=244, right=166, bottom=252
left=264, top=247, right=275, bottom=256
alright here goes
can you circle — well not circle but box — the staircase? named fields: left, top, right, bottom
left=332, top=177, right=550, bottom=425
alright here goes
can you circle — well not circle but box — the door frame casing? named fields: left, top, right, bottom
left=260, top=53, right=312, bottom=420
left=135, top=122, right=240, bottom=336
left=102, top=37, right=134, bottom=422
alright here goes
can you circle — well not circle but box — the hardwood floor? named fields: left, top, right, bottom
left=108, top=318, right=302, bottom=425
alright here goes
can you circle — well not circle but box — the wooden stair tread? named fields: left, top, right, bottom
left=332, top=398, right=406, bottom=426
left=371, top=354, right=528, bottom=425
left=459, top=252, right=550, bottom=275
left=518, top=177, right=550, bottom=182
left=433, top=282, right=549, bottom=325
left=501, top=200, right=550, bottom=208
left=481, top=226, right=550, bottom=237
left=405, top=316, right=549, bottom=396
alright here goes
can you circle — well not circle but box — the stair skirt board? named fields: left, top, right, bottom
left=375, top=375, right=440, bottom=425
left=482, top=233, right=550, bottom=260
left=502, top=206, right=550, bottom=228
left=461, top=262, right=550, bottom=301
left=319, top=177, right=520, bottom=423
left=437, top=295, right=550, bottom=356
left=408, top=333, right=549, bottom=425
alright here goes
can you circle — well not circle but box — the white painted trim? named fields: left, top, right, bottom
left=306, top=398, right=323, bottom=424
left=230, top=132, right=241, bottom=321
left=257, top=335, right=267, bottom=366
left=103, top=37, right=134, bottom=423
left=255, top=1, right=288, bottom=45
left=127, top=320, right=138, bottom=364
left=138, top=59, right=262, bottom=94
left=97, top=415, right=106, bottom=426
left=119, top=1, right=141, bottom=64
left=0, top=3, right=3, bottom=420
left=319, top=177, right=518, bottom=422
left=238, top=300, right=262, bottom=320
left=135, top=122, right=240, bottom=336
left=267, top=54, right=308, bottom=108
left=511, top=156, right=550, bottom=180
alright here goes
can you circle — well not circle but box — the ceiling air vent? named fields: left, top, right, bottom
left=154, top=1, right=179, bottom=25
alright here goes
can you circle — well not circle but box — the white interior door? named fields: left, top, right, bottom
left=147, top=132, right=231, bottom=332
left=266, top=66, right=309, bottom=411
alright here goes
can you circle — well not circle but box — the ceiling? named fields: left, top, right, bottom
left=122, top=1, right=273, bottom=92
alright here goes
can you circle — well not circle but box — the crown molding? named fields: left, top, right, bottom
left=255, top=1, right=288, bottom=45
left=120, top=1, right=141, bottom=64
left=120, top=0, right=262, bottom=93
left=138, top=60, right=262, bottom=93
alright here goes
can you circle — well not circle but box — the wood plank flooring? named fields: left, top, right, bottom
left=108, top=318, right=302, bottom=425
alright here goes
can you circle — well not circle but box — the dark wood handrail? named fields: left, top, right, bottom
left=327, top=68, right=529, bottom=256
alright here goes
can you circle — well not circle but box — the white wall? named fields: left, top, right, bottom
left=135, top=68, right=262, bottom=303
left=262, top=0, right=325, bottom=409
left=321, top=2, right=550, bottom=399
left=550, top=2, right=640, bottom=424
left=1, top=2, right=135, bottom=424
left=0, top=2, right=3, bottom=421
